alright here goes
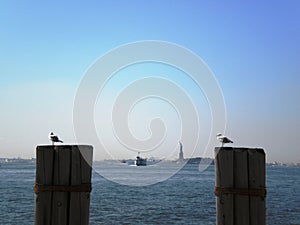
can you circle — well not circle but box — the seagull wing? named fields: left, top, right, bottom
left=223, top=137, right=233, bottom=143
left=51, top=135, right=59, bottom=142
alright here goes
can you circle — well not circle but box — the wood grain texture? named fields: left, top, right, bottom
left=215, top=147, right=266, bottom=225
left=34, top=145, right=93, bottom=225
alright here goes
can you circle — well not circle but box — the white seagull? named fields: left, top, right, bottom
left=49, top=132, right=63, bottom=145
left=216, top=133, right=233, bottom=147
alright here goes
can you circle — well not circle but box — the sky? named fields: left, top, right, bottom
left=0, top=0, right=299, bottom=163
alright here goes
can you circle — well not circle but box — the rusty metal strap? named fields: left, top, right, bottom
left=34, top=183, right=91, bottom=193
left=214, top=186, right=266, bottom=197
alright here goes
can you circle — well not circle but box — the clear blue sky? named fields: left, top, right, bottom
left=0, top=1, right=299, bottom=162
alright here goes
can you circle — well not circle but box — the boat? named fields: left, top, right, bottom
left=135, top=155, right=147, bottom=166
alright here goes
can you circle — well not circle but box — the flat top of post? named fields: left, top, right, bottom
left=36, top=145, right=93, bottom=150
left=215, top=147, right=265, bottom=155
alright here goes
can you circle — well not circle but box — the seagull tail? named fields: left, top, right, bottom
left=59, top=140, right=63, bottom=143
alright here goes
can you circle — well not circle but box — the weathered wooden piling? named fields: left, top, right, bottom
left=34, top=145, right=93, bottom=225
left=215, top=147, right=266, bottom=225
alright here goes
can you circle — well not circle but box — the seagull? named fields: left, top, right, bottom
left=49, top=132, right=63, bottom=145
left=216, top=133, right=233, bottom=147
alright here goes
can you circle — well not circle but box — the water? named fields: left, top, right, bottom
left=0, top=162, right=299, bottom=224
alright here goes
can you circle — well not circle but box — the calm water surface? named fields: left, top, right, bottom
left=0, top=162, right=299, bottom=224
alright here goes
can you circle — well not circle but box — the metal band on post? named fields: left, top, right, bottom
left=34, top=183, right=92, bottom=193
left=214, top=186, right=266, bottom=197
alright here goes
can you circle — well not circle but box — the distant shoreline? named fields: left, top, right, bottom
left=1, top=157, right=300, bottom=168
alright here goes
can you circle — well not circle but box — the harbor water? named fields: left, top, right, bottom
left=0, top=162, right=299, bottom=224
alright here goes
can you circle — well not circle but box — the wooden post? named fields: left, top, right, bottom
left=34, top=145, right=93, bottom=225
left=214, top=147, right=266, bottom=225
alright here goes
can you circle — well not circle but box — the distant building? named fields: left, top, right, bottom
left=179, top=141, right=184, bottom=161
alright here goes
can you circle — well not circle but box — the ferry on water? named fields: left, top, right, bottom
left=135, top=155, right=147, bottom=166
